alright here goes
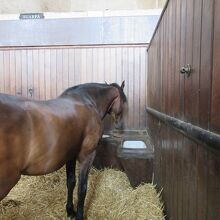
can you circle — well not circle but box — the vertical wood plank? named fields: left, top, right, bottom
left=62, top=49, right=69, bottom=91
left=191, top=1, right=203, bottom=220
left=21, top=50, right=28, bottom=97
left=32, top=50, right=40, bottom=99
left=27, top=50, right=33, bottom=99
left=50, top=49, right=57, bottom=98
left=122, top=47, right=129, bottom=129
left=74, top=48, right=81, bottom=85
left=56, top=49, right=63, bottom=96
left=109, top=48, right=116, bottom=84
left=104, top=48, right=111, bottom=83
left=185, top=0, right=197, bottom=219
left=68, top=49, right=75, bottom=87
left=128, top=47, right=134, bottom=128
left=199, top=0, right=214, bottom=130
left=134, top=47, right=140, bottom=128
left=15, top=50, right=22, bottom=96
left=179, top=1, right=187, bottom=219
left=196, top=145, right=208, bottom=220
left=170, top=0, right=177, bottom=218
left=45, top=49, right=51, bottom=99
left=140, top=48, right=146, bottom=129
left=86, top=48, right=93, bottom=83
left=175, top=0, right=183, bottom=219
left=184, top=0, right=194, bottom=122
left=3, top=51, right=10, bottom=94
left=80, top=48, right=87, bottom=85
left=211, top=0, right=220, bottom=133
left=191, top=0, right=202, bottom=126
left=207, top=150, right=220, bottom=220
left=97, top=48, right=104, bottom=83
left=39, top=49, right=45, bottom=100
left=116, top=47, right=122, bottom=85
left=9, top=50, right=16, bottom=95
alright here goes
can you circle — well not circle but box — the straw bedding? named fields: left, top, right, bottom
left=0, top=166, right=164, bottom=220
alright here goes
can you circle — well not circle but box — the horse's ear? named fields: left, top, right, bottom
left=121, top=80, right=125, bottom=90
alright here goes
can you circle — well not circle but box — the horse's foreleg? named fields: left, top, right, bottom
left=76, top=151, right=96, bottom=220
left=65, top=159, right=76, bottom=218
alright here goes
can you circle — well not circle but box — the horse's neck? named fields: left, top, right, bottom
left=88, top=87, right=118, bottom=120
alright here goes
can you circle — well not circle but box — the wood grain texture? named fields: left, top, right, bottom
left=211, top=0, right=220, bottom=133
left=0, top=45, right=147, bottom=130
left=147, top=0, right=219, bottom=219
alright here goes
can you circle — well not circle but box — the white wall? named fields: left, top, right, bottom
left=0, top=0, right=166, bottom=14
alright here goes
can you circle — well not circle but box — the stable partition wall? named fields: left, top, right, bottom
left=0, top=45, right=147, bottom=130
left=147, top=0, right=220, bottom=220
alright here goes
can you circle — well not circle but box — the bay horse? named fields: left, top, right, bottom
left=0, top=82, right=127, bottom=220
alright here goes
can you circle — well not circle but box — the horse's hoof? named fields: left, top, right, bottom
left=67, top=209, right=76, bottom=219
left=67, top=213, right=76, bottom=219
left=75, top=214, right=83, bottom=220
left=66, top=204, right=76, bottom=218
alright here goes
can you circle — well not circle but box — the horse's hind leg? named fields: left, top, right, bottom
left=66, top=159, right=76, bottom=218
left=0, top=171, right=20, bottom=201
left=76, top=151, right=96, bottom=220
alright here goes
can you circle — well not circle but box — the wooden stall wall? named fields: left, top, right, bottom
left=147, top=0, right=220, bottom=219
left=0, top=45, right=147, bottom=130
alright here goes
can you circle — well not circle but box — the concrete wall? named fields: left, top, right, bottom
left=0, top=0, right=166, bottom=14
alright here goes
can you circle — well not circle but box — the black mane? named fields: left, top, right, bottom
left=62, top=83, right=127, bottom=103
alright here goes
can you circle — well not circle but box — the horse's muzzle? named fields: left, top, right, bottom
left=115, top=121, right=124, bottom=130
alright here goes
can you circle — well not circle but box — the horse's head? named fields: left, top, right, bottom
left=108, top=81, right=128, bottom=130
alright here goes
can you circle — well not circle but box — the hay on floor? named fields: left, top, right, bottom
left=0, top=167, right=164, bottom=220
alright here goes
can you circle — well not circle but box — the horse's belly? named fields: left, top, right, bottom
left=21, top=147, right=76, bottom=175
left=22, top=138, right=81, bottom=176
left=21, top=158, right=66, bottom=176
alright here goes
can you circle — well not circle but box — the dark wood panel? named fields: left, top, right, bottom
left=207, top=150, right=220, bottom=220
left=211, top=0, right=220, bottom=133
left=147, top=0, right=219, bottom=220
left=179, top=0, right=186, bottom=121
left=146, top=107, right=220, bottom=150
left=199, top=0, right=214, bottom=130
left=174, top=0, right=181, bottom=119
left=147, top=113, right=220, bottom=220
left=196, top=146, right=207, bottom=220
left=184, top=0, right=197, bottom=219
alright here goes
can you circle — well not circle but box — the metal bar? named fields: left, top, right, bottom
left=0, top=43, right=148, bottom=51
left=146, top=107, right=220, bottom=151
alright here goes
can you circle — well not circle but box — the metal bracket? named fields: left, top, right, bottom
left=180, top=64, right=192, bottom=77
left=28, top=88, right=34, bottom=98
